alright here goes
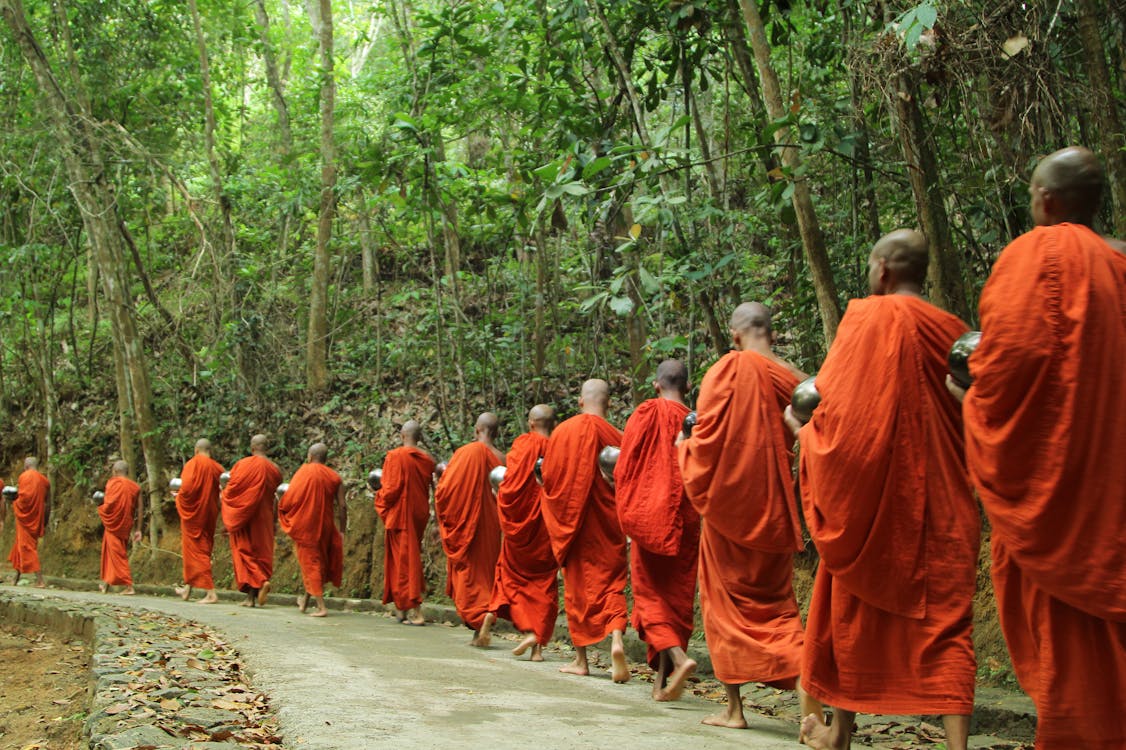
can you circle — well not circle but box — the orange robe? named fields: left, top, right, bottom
left=222, top=454, right=282, bottom=593
left=677, top=350, right=803, bottom=687
left=798, top=295, right=979, bottom=715
left=963, top=224, right=1126, bottom=748
left=278, top=463, right=343, bottom=597
left=434, top=441, right=502, bottom=630
left=99, top=476, right=139, bottom=586
left=616, top=398, right=699, bottom=668
left=375, top=446, right=435, bottom=612
left=8, top=469, right=50, bottom=574
left=176, top=454, right=224, bottom=589
left=487, top=432, right=559, bottom=645
left=542, top=414, right=626, bottom=647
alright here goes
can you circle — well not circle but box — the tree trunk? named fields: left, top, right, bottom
left=306, top=0, right=336, bottom=392
left=737, top=0, right=841, bottom=343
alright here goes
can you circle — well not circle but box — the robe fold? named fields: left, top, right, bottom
left=542, top=413, right=626, bottom=648
left=8, top=469, right=49, bottom=574
left=677, top=350, right=803, bottom=687
left=278, top=463, right=343, bottom=597
left=99, top=476, right=139, bottom=586
left=375, top=446, right=435, bottom=612
left=488, top=431, right=559, bottom=645
left=616, top=398, right=699, bottom=668
left=964, top=223, right=1126, bottom=748
left=176, top=453, right=224, bottom=589
left=434, top=441, right=502, bottom=630
left=799, top=294, right=978, bottom=715
left=222, top=455, right=282, bottom=593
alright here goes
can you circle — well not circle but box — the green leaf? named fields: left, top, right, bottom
left=582, top=157, right=612, bottom=179
left=609, top=295, right=634, bottom=316
left=639, top=266, right=660, bottom=295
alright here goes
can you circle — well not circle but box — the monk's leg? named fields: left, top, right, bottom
left=702, top=683, right=748, bottom=729
left=121, top=585, right=135, bottom=595
left=175, top=584, right=192, bottom=601
left=800, top=708, right=855, bottom=750
left=656, top=646, right=697, bottom=702
left=98, top=581, right=108, bottom=593
left=796, top=679, right=826, bottom=741
left=197, top=588, right=218, bottom=604
left=33, top=571, right=46, bottom=588
left=474, top=612, right=496, bottom=648
left=257, top=580, right=271, bottom=606
left=240, top=589, right=255, bottom=607
left=530, top=643, right=543, bottom=662
left=560, top=645, right=590, bottom=676
left=610, top=629, right=631, bottom=683
left=12, top=571, right=20, bottom=585
left=941, top=715, right=969, bottom=750
left=512, top=632, right=537, bottom=657
left=653, top=651, right=670, bottom=699
left=297, top=592, right=310, bottom=612
left=405, top=607, right=425, bottom=625
left=308, top=594, right=328, bottom=617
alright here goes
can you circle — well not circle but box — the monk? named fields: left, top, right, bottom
left=478, top=405, right=559, bottom=660
left=541, top=379, right=629, bottom=683
left=278, top=443, right=346, bottom=617
left=950, top=147, right=1126, bottom=749
left=98, top=460, right=142, bottom=595
left=223, top=434, right=282, bottom=607
left=677, top=303, right=818, bottom=729
left=6, top=457, right=50, bottom=588
left=434, top=413, right=504, bottom=645
left=789, top=231, right=978, bottom=750
left=173, top=439, right=224, bottom=604
left=374, top=420, right=435, bottom=626
left=616, top=360, right=699, bottom=700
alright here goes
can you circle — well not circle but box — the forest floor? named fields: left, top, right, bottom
left=0, top=622, right=88, bottom=749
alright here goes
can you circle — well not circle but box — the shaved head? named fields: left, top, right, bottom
left=528, top=404, right=556, bottom=436
left=730, top=302, right=772, bottom=336
left=250, top=434, right=269, bottom=453
left=475, top=412, right=499, bottom=439
left=579, top=379, right=610, bottom=415
left=1031, top=147, right=1105, bottom=227
left=24, top=456, right=38, bottom=470
left=869, top=229, right=929, bottom=293
left=194, top=438, right=212, bottom=454
left=308, top=443, right=329, bottom=463
left=112, top=460, right=129, bottom=476
left=655, top=359, right=688, bottom=394
left=401, top=420, right=422, bottom=440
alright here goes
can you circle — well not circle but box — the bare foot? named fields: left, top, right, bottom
left=238, top=598, right=252, bottom=608
left=405, top=608, right=425, bottom=625
left=530, top=644, right=544, bottom=662
left=197, top=592, right=218, bottom=604
left=800, top=714, right=836, bottom=750
left=656, top=658, right=697, bottom=702
left=121, top=586, right=135, bottom=596
left=297, top=593, right=309, bottom=613
left=559, top=659, right=589, bottom=676
left=309, top=608, right=327, bottom=618
left=512, top=633, right=537, bottom=657
left=98, top=582, right=108, bottom=594
left=175, top=584, right=191, bottom=601
left=257, top=581, right=271, bottom=607
left=702, top=711, right=748, bottom=730
left=474, top=613, right=496, bottom=648
left=610, top=641, right=631, bottom=684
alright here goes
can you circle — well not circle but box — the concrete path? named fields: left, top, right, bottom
left=11, top=587, right=799, bottom=749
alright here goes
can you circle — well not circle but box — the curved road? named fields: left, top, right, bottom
left=9, top=587, right=798, bottom=749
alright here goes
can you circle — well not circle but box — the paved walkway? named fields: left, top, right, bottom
left=7, top=587, right=799, bottom=749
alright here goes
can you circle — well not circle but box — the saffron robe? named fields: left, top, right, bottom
left=176, top=453, right=224, bottom=589
left=434, top=441, right=502, bottom=630
left=222, top=455, right=282, bottom=593
left=8, top=469, right=49, bottom=574
left=375, top=446, right=435, bottom=612
left=799, top=294, right=979, bottom=715
left=964, top=224, right=1126, bottom=748
left=278, top=463, right=344, bottom=597
left=542, top=413, right=627, bottom=648
left=616, top=398, right=699, bottom=668
left=677, top=350, right=803, bottom=687
left=487, top=432, right=559, bottom=645
left=99, top=476, right=139, bottom=586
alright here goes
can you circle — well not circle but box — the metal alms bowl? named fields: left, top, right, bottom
left=488, top=465, right=506, bottom=492
left=598, top=446, right=620, bottom=478
left=682, top=411, right=698, bottom=438
left=169, top=477, right=182, bottom=493
left=367, top=469, right=382, bottom=492
left=219, top=472, right=231, bottom=490
left=275, top=483, right=289, bottom=500
left=948, top=330, right=981, bottom=389
left=791, top=376, right=821, bottom=424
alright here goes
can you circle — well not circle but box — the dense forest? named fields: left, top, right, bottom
left=0, top=0, right=1122, bottom=664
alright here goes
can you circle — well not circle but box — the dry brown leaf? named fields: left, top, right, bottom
left=104, top=702, right=131, bottom=715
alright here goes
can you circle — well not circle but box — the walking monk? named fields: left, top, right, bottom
left=477, top=405, right=559, bottom=660
left=541, top=379, right=629, bottom=683
left=951, top=146, right=1126, bottom=749
left=98, top=461, right=141, bottom=595
left=677, top=303, right=817, bottom=729
left=434, top=413, right=503, bottom=645
left=174, top=439, right=224, bottom=604
left=278, top=443, right=346, bottom=617
left=791, top=231, right=978, bottom=750
left=374, top=420, right=435, bottom=625
left=223, top=434, right=282, bottom=607
left=6, top=457, right=50, bottom=587
left=616, top=360, right=699, bottom=700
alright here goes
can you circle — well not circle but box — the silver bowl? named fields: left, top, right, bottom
left=2, top=485, right=17, bottom=502
left=169, top=477, right=182, bottom=493
left=948, top=330, right=981, bottom=389
left=791, top=376, right=821, bottom=424
left=488, top=465, right=506, bottom=492
left=534, top=457, right=544, bottom=487
left=219, top=472, right=230, bottom=490
left=682, top=411, right=698, bottom=438
left=275, top=483, right=289, bottom=500
left=434, top=462, right=448, bottom=480
left=92, top=490, right=105, bottom=506
left=598, top=446, right=620, bottom=482
left=367, top=469, right=382, bottom=492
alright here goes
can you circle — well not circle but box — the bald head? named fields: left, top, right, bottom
left=869, top=229, right=929, bottom=294
left=308, top=443, right=329, bottom=463
left=729, top=302, right=773, bottom=351
left=401, top=420, right=422, bottom=446
left=1030, top=147, right=1105, bottom=227
left=474, top=412, right=499, bottom=441
left=112, top=460, right=129, bottom=476
left=249, top=434, right=269, bottom=454
left=528, top=404, right=556, bottom=436
left=655, top=359, right=688, bottom=396
left=194, top=438, right=212, bottom=455
left=24, top=456, right=38, bottom=470
left=579, top=379, right=610, bottom=416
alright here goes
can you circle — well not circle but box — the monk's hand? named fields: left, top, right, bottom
left=944, top=375, right=967, bottom=404
left=782, top=405, right=804, bottom=438
left=131, top=530, right=142, bottom=543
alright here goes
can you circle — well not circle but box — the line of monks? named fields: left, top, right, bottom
left=2, top=147, right=1122, bottom=749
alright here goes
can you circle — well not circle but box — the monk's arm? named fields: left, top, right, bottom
left=335, top=484, right=347, bottom=532
left=132, top=492, right=144, bottom=542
